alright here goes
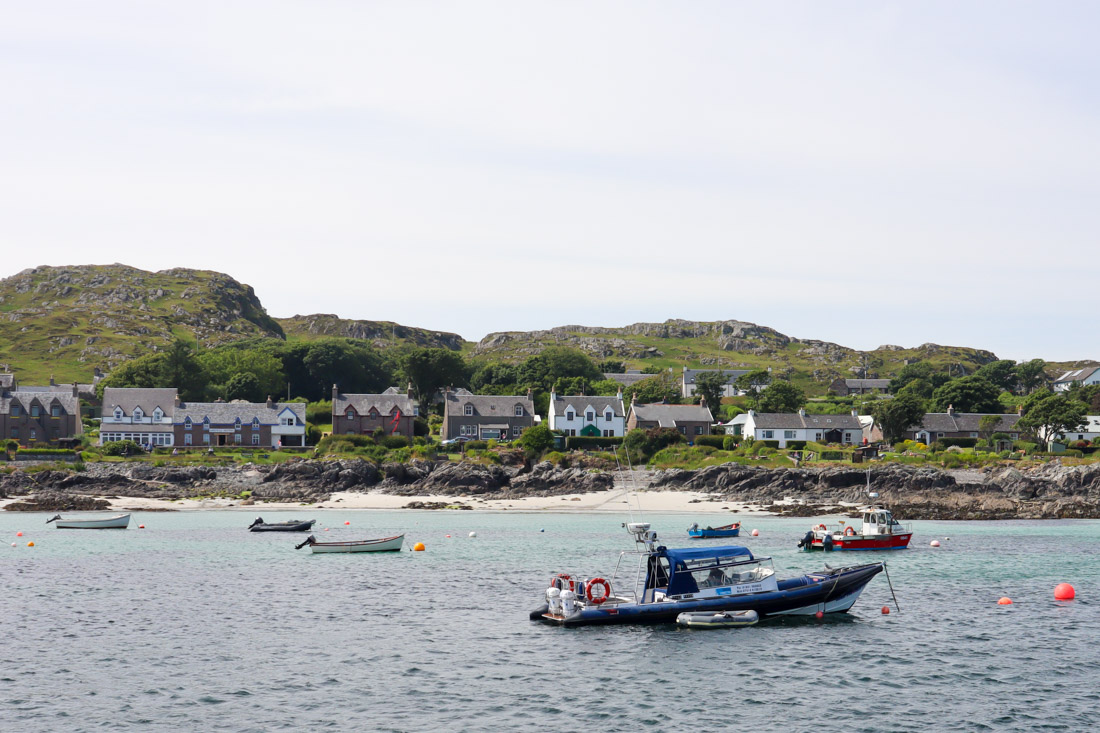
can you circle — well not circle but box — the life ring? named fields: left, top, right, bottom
left=814, top=524, right=827, bottom=532
left=549, top=573, right=575, bottom=592
left=844, top=526, right=856, bottom=537
left=586, top=577, right=611, bottom=605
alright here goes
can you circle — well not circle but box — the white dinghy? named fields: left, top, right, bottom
left=295, top=534, right=405, bottom=553
left=47, top=513, right=131, bottom=529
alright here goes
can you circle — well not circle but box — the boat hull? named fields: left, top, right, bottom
left=250, top=520, right=316, bottom=532
left=309, top=534, right=404, bottom=553
left=809, top=533, right=912, bottom=551
left=53, top=514, right=131, bottom=529
left=532, top=563, right=883, bottom=626
left=687, top=529, right=741, bottom=538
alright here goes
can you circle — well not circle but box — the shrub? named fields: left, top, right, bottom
left=758, top=440, right=780, bottom=449
left=306, top=400, right=332, bottom=425
left=565, top=435, right=625, bottom=451
left=1013, top=440, right=1038, bottom=454
left=544, top=451, right=569, bottom=466
left=102, top=440, right=144, bottom=456
left=784, top=440, right=808, bottom=450
left=516, top=423, right=555, bottom=454
left=381, top=435, right=410, bottom=449
left=694, top=436, right=726, bottom=449
left=414, top=417, right=430, bottom=437
left=464, top=440, right=488, bottom=450
left=938, top=438, right=978, bottom=449
left=388, top=447, right=411, bottom=463
left=722, top=436, right=738, bottom=451
left=821, top=450, right=845, bottom=460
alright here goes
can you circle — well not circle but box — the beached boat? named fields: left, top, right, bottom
left=249, top=517, right=316, bottom=532
left=294, top=534, right=405, bottom=553
left=688, top=521, right=741, bottom=538
left=530, top=522, right=883, bottom=626
left=677, top=610, right=758, bottom=628
left=46, top=513, right=131, bottom=529
left=797, top=506, right=913, bottom=552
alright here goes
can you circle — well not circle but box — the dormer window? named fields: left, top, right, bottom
left=252, top=417, right=260, bottom=427
left=10, top=405, right=20, bottom=417
left=369, top=408, right=379, bottom=419
left=31, top=405, right=41, bottom=418
left=184, top=416, right=192, bottom=427
left=514, top=405, right=523, bottom=417
left=52, top=405, right=61, bottom=417
left=464, top=404, right=474, bottom=416
left=153, top=408, right=162, bottom=421
left=585, top=411, right=594, bottom=422
left=566, top=410, right=574, bottom=420
left=133, top=407, right=143, bottom=421
left=114, top=407, right=123, bottom=419
left=203, top=417, right=210, bottom=431
left=346, top=409, right=355, bottom=420
left=234, top=417, right=242, bottom=428
left=605, top=411, right=613, bottom=422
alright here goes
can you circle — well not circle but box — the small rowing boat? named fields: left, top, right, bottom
left=249, top=517, right=316, bottom=532
left=294, top=534, right=405, bottom=553
left=677, top=610, right=759, bottom=628
left=46, top=513, right=131, bottom=529
left=688, top=522, right=741, bottom=538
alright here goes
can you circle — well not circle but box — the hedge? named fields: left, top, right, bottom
left=565, top=435, right=625, bottom=450
left=464, top=440, right=488, bottom=450
left=936, top=438, right=978, bottom=449
left=693, top=436, right=726, bottom=449
left=821, top=450, right=846, bottom=460
left=758, top=440, right=780, bottom=449
left=784, top=440, right=808, bottom=450
left=14, top=448, right=76, bottom=455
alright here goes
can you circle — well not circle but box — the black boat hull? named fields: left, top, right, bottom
left=249, top=520, right=316, bottom=532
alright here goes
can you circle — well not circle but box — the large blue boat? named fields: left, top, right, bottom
left=530, top=523, right=883, bottom=627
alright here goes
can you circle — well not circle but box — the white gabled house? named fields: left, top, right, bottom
left=738, top=408, right=863, bottom=448
left=1053, top=367, right=1100, bottom=392
left=548, top=389, right=626, bottom=437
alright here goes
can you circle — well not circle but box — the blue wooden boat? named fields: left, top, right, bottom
left=688, top=522, right=740, bottom=538
left=530, top=523, right=883, bottom=627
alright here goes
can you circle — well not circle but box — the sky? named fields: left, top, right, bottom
left=2, top=1, right=1098, bottom=362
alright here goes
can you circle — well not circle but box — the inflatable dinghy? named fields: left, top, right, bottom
left=676, top=610, right=759, bottom=628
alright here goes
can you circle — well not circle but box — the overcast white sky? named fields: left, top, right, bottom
left=2, top=2, right=1098, bottom=361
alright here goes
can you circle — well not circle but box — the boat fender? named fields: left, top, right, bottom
left=561, top=589, right=577, bottom=616
left=549, top=573, right=575, bottom=592
left=586, top=577, right=612, bottom=605
left=844, top=526, right=856, bottom=537
left=547, top=587, right=563, bottom=615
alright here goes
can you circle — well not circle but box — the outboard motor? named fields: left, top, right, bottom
left=547, top=587, right=563, bottom=616
left=797, top=530, right=814, bottom=549
left=822, top=533, right=834, bottom=552
left=561, top=589, right=577, bottom=616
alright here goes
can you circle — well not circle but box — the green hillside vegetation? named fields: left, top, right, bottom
left=277, top=314, right=465, bottom=351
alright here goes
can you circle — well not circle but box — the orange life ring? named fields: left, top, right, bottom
left=550, top=573, right=574, bottom=592
left=586, top=577, right=611, bottom=604
left=844, top=526, right=856, bottom=537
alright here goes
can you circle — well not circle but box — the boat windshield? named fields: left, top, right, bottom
left=663, top=547, right=767, bottom=596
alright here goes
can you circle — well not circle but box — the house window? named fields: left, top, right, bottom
left=762, top=430, right=774, bottom=439
left=153, top=409, right=162, bottom=421
left=52, top=429, right=59, bottom=440
left=464, top=404, right=474, bottom=416
left=235, top=418, right=242, bottom=428
left=234, top=434, right=242, bottom=444
left=31, top=406, right=40, bottom=417
left=514, top=405, right=523, bottom=417
left=816, top=433, right=822, bottom=440
left=513, top=426, right=521, bottom=437
left=252, top=417, right=260, bottom=427
left=203, top=418, right=210, bottom=431
left=603, top=429, right=612, bottom=437
left=29, top=429, right=36, bottom=441
left=566, top=411, right=574, bottom=421
left=252, top=434, right=260, bottom=445
left=184, top=417, right=192, bottom=427
left=695, top=426, right=704, bottom=435
left=184, top=434, right=192, bottom=446
left=346, top=409, right=354, bottom=420
left=586, top=411, right=594, bottom=422
left=369, top=409, right=379, bottom=419
left=113, top=407, right=122, bottom=419
left=51, top=405, right=61, bottom=417
left=133, top=408, right=143, bottom=420
left=678, top=427, right=687, bottom=435
left=10, top=428, right=17, bottom=439
left=202, top=434, right=210, bottom=444
left=605, top=411, right=613, bottom=422
left=784, top=430, right=796, bottom=439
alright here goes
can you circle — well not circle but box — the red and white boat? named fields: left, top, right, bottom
left=797, top=506, right=912, bottom=551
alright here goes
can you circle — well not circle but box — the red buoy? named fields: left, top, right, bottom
left=814, top=610, right=824, bottom=619
left=139, top=525, right=145, bottom=529
left=881, top=606, right=890, bottom=615
left=1054, top=583, right=1076, bottom=601
left=344, top=521, right=350, bottom=525
left=997, top=597, right=1013, bottom=605
left=16, top=531, right=23, bottom=537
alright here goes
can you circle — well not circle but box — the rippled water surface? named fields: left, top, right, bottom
left=2, top=510, right=1098, bottom=732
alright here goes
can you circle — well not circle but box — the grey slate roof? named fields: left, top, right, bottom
left=682, top=368, right=750, bottom=385
left=335, top=392, right=416, bottom=416
left=842, top=378, right=891, bottom=390
left=603, top=372, right=652, bottom=387
left=631, top=403, right=713, bottom=427
left=909, top=412, right=1022, bottom=433
left=1054, top=367, right=1100, bottom=384
left=446, top=392, right=534, bottom=417
left=552, top=395, right=625, bottom=417
left=750, top=412, right=862, bottom=430
left=1, top=390, right=81, bottom=417
left=102, top=388, right=179, bottom=417
left=176, top=401, right=306, bottom=425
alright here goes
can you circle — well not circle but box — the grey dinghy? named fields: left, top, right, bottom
left=248, top=517, right=316, bottom=532
left=530, top=523, right=883, bottom=627
left=294, top=534, right=405, bottom=553
left=677, top=610, right=759, bottom=628
left=46, top=513, right=131, bottom=529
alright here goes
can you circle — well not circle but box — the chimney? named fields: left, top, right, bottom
left=798, top=407, right=807, bottom=417
left=616, top=385, right=623, bottom=401
left=748, top=409, right=756, bottom=417
left=407, top=381, right=414, bottom=400
left=631, top=392, right=637, bottom=405
left=332, top=383, right=339, bottom=401
left=174, top=394, right=181, bottom=408
left=700, top=396, right=707, bottom=409
left=851, top=409, right=859, bottom=418
left=72, top=382, right=79, bottom=398
left=947, top=404, right=955, bottom=416
left=526, top=387, right=533, bottom=401
left=49, top=375, right=56, bottom=386
left=1017, top=403, right=1024, bottom=415
left=266, top=395, right=274, bottom=409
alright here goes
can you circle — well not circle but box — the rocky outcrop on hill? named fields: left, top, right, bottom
left=277, top=314, right=466, bottom=351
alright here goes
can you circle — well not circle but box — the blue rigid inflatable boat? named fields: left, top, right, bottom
left=530, top=523, right=883, bottom=627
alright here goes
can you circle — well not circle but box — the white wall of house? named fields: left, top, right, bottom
left=741, top=413, right=860, bottom=448
left=1056, top=416, right=1100, bottom=443
left=99, top=407, right=174, bottom=446
left=548, top=398, right=626, bottom=437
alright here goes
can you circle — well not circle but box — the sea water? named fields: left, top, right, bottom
left=2, top=510, right=1098, bottom=732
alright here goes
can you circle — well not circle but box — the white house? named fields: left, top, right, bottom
left=1057, top=416, right=1100, bottom=444
left=738, top=409, right=863, bottom=448
left=1053, top=367, right=1100, bottom=392
left=681, top=367, right=752, bottom=398
left=548, top=389, right=626, bottom=437
left=100, top=387, right=178, bottom=446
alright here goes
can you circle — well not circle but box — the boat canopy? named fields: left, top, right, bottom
left=661, top=546, right=756, bottom=596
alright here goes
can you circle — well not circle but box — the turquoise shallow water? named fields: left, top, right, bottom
left=2, top=510, right=1098, bottom=732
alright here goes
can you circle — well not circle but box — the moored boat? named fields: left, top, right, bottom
left=530, top=523, right=883, bottom=626
left=249, top=517, right=316, bottom=532
left=797, top=506, right=912, bottom=551
left=46, top=513, right=131, bottom=529
left=294, top=534, right=405, bottom=553
left=688, top=522, right=741, bottom=538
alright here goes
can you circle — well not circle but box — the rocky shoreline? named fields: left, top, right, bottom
left=3, top=458, right=1100, bottom=519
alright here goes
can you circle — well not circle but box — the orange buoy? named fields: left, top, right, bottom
left=997, top=597, right=1013, bottom=605
left=1054, top=583, right=1076, bottom=601
left=413, top=542, right=425, bottom=551
left=16, top=531, right=23, bottom=537
left=881, top=606, right=890, bottom=615
left=27, top=541, right=34, bottom=547
left=814, top=610, right=824, bottom=619
left=751, top=529, right=760, bottom=537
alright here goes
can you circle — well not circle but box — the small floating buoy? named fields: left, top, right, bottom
left=413, top=542, right=425, bottom=551
left=445, top=534, right=451, bottom=538
left=540, top=528, right=545, bottom=532
left=469, top=531, right=476, bottom=538
left=881, top=606, right=890, bottom=615
left=1054, top=583, right=1076, bottom=601
left=16, top=531, right=23, bottom=537
left=139, top=525, right=145, bottom=529
left=814, top=610, right=824, bottom=619
left=930, top=540, right=940, bottom=547
left=10, top=542, right=15, bottom=547
left=997, top=597, right=1013, bottom=605
left=344, top=521, right=350, bottom=525
left=751, top=529, right=760, bottom=537
left=27, top=541, right=34, bottom=547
